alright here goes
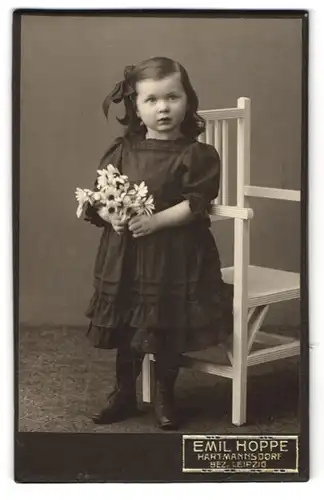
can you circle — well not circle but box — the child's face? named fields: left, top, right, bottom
left=136, top=73, right=187, bottom=139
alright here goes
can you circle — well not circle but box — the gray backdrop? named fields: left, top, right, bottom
left=19, top=15, right=302, bottom=326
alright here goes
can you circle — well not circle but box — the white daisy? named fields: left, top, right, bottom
left=132, top=194, right=155, bottom=216
left=76, top=203, right=85, bottom=219
left=116, top=193, right=132, bottom=207
left=93, top=191, right=103, bottom=202
left=143, top=194, right=155, bottom=215
left=106, top=164, right=121, bottom=176
left=104, top=199, right=119, bottom=218
left=75, top=187, right=92, bottom=204
left=111, top=176, right=130, bottom=191
left=131, top=181, right=148, bottom=199
left=101, top=185, right=119, bottom=203
left=75, top=188, right=95, bottom=218
left=96, top=169, right=110, bottom=189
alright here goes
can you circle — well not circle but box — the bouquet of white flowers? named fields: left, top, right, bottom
left=75, top=164, right=155, bottom=227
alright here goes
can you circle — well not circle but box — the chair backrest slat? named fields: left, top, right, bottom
left=213, top=120, right=222, bottom=204
left=221, top=120, right=229, bottom=205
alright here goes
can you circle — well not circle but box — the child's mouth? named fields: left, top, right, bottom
left=157, top=117, right=171, bottom=124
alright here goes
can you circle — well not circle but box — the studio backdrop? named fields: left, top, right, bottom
left=19, top=15, right=301, bottom=327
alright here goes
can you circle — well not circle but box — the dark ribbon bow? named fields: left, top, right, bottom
left=102, top=65, right=135, bottom=119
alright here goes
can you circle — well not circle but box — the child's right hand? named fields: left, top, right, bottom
left=110, top=215, right=128, bottom=235
left=98, top=207, right=127, bottom=235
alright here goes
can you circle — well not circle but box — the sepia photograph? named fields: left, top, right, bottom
left=14, top=9, right=308, bottom=482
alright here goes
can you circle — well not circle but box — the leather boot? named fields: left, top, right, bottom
left=154, top=353, right=180, bottom=431
left=92, top=346, right=144, bottom=424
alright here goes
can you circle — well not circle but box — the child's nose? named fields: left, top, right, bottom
left=157, top=100, right=169, bottom=112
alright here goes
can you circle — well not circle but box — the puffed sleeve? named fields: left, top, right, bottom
left=84, top=137, right=124, bottom=227
left=181, top=142, right=221, bottom=216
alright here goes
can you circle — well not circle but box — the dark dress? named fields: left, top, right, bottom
left=84, top=135, right=233, bottom=354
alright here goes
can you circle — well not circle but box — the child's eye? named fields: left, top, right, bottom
left=168, top=95, right=179, bottom=101
left=146, top=97, right=156, bottom=103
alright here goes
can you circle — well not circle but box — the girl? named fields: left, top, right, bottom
left=84, top=56, right=233, bottom=430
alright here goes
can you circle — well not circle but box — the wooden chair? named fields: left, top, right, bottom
left=141, top=97, right=300, bottom=426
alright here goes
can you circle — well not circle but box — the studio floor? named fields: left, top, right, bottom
left=18, top=325, right=300, bottom=434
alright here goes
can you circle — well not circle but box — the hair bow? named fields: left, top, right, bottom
left=102, top=65, right=135, bottom=119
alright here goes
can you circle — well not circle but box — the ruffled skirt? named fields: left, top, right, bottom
left=85, top=222, right=233, bottom=353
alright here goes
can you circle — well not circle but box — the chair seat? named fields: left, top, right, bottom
left=221, top=265, right=300, bottom=307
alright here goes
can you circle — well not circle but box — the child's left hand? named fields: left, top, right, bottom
left=128, top=214, right=159, bottom=238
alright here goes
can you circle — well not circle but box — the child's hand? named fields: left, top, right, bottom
left=97, top=206, right=111, bottom=222
left=98, top=208, right=127, bottom=235
left=128, top=214, right=159, bottom=238
left=111, top=215, right=128, bottom=235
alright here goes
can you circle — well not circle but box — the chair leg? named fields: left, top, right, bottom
left=232, top=358, right=248, bottom=426
left=232, top=311, right=249, bottom=426
left=142, top=354, right=155, bottom=403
